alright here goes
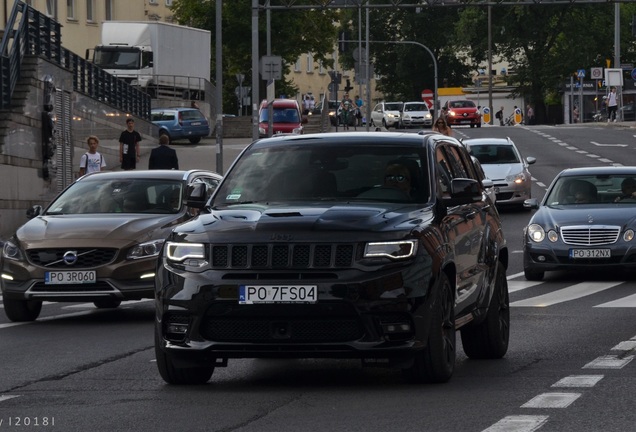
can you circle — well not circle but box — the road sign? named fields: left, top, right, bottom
left=260, top=55, right=282, bottom=81
left=577, top=69, right=586, bottom=78
left=631, top=68, right=636, bottom=81
left=514, top=107, right=522, bottom=125
left=591, top=67, right=603, bottom=79
left=421, top=89, right=434, bottom=109
left=482, top=106, right=491, bottom=124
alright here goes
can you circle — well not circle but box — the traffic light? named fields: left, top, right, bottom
left=344, top=79, right=353, bottom=93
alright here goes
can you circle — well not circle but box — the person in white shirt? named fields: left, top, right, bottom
left=607, top=86, right=618, bottom=122
left=79, top=135, right=106, bottom=177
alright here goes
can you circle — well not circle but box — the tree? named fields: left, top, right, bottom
left=170, top=0, right=340, bottom=114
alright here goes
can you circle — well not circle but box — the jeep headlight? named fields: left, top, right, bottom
left=166, top=242, right=206, bottom=262
left=128, top=239, right=165, bottom=259
left=364, top=240, right=418, bottom=260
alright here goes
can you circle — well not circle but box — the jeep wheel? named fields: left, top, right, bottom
left=93, top=299, right=122, bottom=309
left=524, top=268, right=544, bottom=281
left=461, top=262, right=510, bottom=359
left=403, top=272, right=455, bottom=383
left=155, top=330, right=214, bottom=385
left=3, top=298, right=42, bottom=322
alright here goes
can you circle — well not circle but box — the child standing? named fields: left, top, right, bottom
left=78, top=135, right=106, bottom=177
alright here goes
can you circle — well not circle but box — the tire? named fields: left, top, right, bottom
left=524, top=268, right=544, bottom=281
left=382, top=119, right=387, bottom=129
left=470, top=124, right=475, bottom=128
left=461, top=261, right=510, bottom=359
left=3, top=298, right=42, bottom=322
left=93, top=299, right=122, bottom=309
left=188, top=137, right=201, bottom=144
left=155, top=330, right=214, bottom=385
left=403, top=272, right=455, bottom=384
left=477, top=123, right=482, bottom=128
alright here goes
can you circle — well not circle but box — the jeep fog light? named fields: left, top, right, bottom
left=382, top=323, right=411, bottom=333
left=167, top=323, right=189, bottom=334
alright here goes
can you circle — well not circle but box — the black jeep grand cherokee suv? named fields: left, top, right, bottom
left=155, top=131, right=509, bottom=385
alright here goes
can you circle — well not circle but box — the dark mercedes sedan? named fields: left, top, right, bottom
left=523, top=166, right=636, bottom=281
left=155, top=132, right=510, bottom=385
left=1, top=170, right=221, bottom=321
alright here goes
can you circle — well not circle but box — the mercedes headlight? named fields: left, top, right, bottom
left=527, top=224, right=545, bottom=243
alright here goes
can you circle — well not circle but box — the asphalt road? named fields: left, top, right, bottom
left=2, top=122, right=636, bottom=432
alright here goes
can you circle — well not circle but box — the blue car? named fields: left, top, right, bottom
left=151, top=107, right=210, bottom=144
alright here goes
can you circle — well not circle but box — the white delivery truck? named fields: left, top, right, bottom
left=90, top=21, right=211, bottom=99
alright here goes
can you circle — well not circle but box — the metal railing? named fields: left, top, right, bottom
left=0, top=1, right=151, bottom=119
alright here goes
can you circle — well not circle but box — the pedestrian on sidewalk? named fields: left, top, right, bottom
left=119, top=118, right=141, bottom=170
left=149, top=135, right=179, bottom=170
left=607, top=86, right=618, bottom=122
left=78, top=135, right=106, bottom=177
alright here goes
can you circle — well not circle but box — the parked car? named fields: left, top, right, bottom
left=151, top=107, right=211, bottom=144
left=618, top=101, right=636, bottom=121
left=399, top=101, right=433, bottom=129
left=523, top=166, right=636, bottom=281
left=370, top=101, right=403, bottom=129
left=0, top=169, right=222, bottom=322
left=258, top=98, right=307, bottom=137
left=154, top=131, right=510, bottom=385
left=443, top=99, right=481, bottom=128
left=463, top=137, right=536, bottom=207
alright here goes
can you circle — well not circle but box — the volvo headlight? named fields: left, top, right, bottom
left=2, top=240, right=24, bottom=261
left=527, top=224, right=545, bottom=242
left=364, top=240, right=418, bottom=260
left=128, top=239, right=165, bottom=259
left=166, top=242, right=206, bottom=262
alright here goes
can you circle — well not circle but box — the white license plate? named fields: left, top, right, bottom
left=45, top=270, right=96, bottom=284
left=191, top=122, right=201, bottom=126
left=459, top=120, right=471, bottom=124
left=569, top=249, right=611, bottom=258
left=239, top=285, right=318, bottom=304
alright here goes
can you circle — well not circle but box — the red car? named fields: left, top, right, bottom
left=258, top=99, right=307, bottom=137
left=443, top=100, right=481, bottom=128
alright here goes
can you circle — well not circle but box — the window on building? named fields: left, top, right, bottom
left=105, top=0, right=113, bottom=20
left=86, top=0, right=94, bottom=21
left=46, top=0, right=57, bottom=18
left=306, top=53, right=314, bottom=73
left=294, top=58, right=301, bottom=72
left=166, top=0, right=173, bottom=5
left=149, top=0, right=158, bottom=4
left=66, top=0, right=75, bottom=19
left=318, top=61, right=324, bottom=75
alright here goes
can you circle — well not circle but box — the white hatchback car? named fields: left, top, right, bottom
left=463, top=137, right=536, bottom=207
left=399, top=101, right=433, bottom=129
left=370, top=101, right=403, bottom=129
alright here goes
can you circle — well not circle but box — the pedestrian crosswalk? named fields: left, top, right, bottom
left=508, top=276, right=636, bottom=308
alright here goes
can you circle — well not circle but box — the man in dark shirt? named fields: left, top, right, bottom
left=148, top=135, right=179, bottom=170
left=119, top=118, right=142, bottom=170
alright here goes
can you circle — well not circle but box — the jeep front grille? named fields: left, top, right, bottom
left=210, top=244, right=356, bottom=269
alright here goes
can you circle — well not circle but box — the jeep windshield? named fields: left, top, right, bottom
left=212, top=143, right=430, bottom=206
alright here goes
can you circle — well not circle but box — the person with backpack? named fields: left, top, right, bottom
left=78, top=135, right=106, bottom=177
left=495, top=106, right=504, bottom=126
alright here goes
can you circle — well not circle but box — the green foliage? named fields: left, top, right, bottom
left=170, top=0, right=339, bottom=114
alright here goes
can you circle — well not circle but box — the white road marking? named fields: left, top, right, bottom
left=598, top=158, right=613, bottom=163
left=586, top=154, right=600, bottom=158
left=583, top=355, right=634, bottom=369
left=508, top=280, right=543, bottom=293
left=591, top=141, right=628, bottom=147
left=576, top=150, right=588, bottom=154
left=482, top=415, right=549, bottom=432
left=521, top=392, right=581, bottom=408
left=610, top=340, right=636, bottom=351
left=566, top=146, right=578, bottom=150
left=0, top=395, right=21, bottom=402
left=595, top=293, right=636, bottom=308
left=510, top=282, right=622, bottom=307
left=551, top=375, right=603, bottom=388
